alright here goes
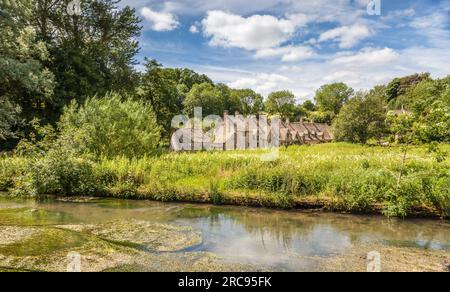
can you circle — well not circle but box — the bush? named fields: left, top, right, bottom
left=0, top=156, right=27, bottom=191
left=11, top=149, right=105, bottom=197
left=58, top=92, right=161, bottom=159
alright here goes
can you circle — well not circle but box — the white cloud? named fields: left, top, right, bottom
left=189, top=25, right=199, bottom=34
left=140, top=7, right=179, bottom=31
left=128, top=1, right=450, bottom=100
left=409, top=10, right=450, bottom=48
left=194, top=42, right=450, bottom=100
left=228, top=74, right=293, bottom=97
left=318, top=24, right=373, bottom=48
left=201, top=11, right=308, bottom=51
left=200, top=11, right=317, bottom=62
left=331, top=47, right=399, bottom=65
left=255, top=45, right=316, bottom=62
left=410, top=12, right=447, bottom=30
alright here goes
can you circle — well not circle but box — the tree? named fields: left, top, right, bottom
left=183, top=83, right=226, bottom=117
left=406, top=77, right=450, bottom=142
left=314, top=83, right=354, bottom=115
left=32, top=0, right=141, bottom=121
left=264, top=91, right=298, bottom=120
left=302, top=100, right=316, bottom=112
left=309, top=111, right=335, bottom=124
left=0, top=97, right=22, bottom=140
left=166, top=68, right=213, bottom=90
left=58, top=93, right=161, bottom=159
left=333, top=89, right=387, bottom=144
left=0, top=0, right=55, bottom=145
left=137, top=59, right=180, bottom=137
left=230, top=89, right=264, bottom=115
left=216, top=83, right=240, bottom=114
left=385, top=73, right=431, bottom=106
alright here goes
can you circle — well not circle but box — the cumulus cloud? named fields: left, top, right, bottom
left=140, top=7, right=179, bottom=31
left=189, top=25, right=199, bottom=34
left=200, top=11, right=317, bottom=62
left=318, top=24, right=373, bottom=48
left=331, top=47, right=400, bottom=65
left=201, top=10, right=303, bottom=50
left=255, top=45, right=316, bottom=62
left=228, top=73, right=293, bottom=97
left=127, top=1, right=450, bottom=99
left=197, top=42, right=450, bottom=100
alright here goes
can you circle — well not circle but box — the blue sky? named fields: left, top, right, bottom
left=120, top=0, right=450, bottom=101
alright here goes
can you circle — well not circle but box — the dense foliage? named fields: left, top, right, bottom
left=1, top=144, right=448, bottom=218
left=58, top=93, right=161, bottom=159
left=0, top=0, right=55, bottom=144
left=32, top=0, right=142, bottom=117
left=333, top=87, right=387, bottom=143
left=0, top=97, right=22, bottom=140
left=264, top=90, right=300, bottom=121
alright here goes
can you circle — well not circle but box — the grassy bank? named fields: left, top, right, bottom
left=1, top=143, right=449, bottom=218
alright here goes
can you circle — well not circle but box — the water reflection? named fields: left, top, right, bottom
left=0, top=196, right=449, bottom=271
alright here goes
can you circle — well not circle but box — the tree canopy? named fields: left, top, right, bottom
left=264, top=90, right=299, bottom=120
left=314, top=83, right=354, bottom=115
left=32, top=0, right=142, bottom=120
left=58, top=92, right=161, bottom=159
left=333, top=87, right=387, bottom=144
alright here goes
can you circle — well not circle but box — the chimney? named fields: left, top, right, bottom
left=223, top=111, right=229, bottom=151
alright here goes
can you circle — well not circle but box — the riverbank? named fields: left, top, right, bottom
left=0, top=197, right=449, bottom=272
left=1, top=143, right=449, bottom=218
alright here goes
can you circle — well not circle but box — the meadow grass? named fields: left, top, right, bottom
left=1, top=143, right=449, bottom=218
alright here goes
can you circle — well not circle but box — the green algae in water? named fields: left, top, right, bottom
left=0, top=226, right=38, bottom=245
left=0, top=228, right=87, bottom=257
left=59, top=220, right=203, bottom=252
left=0, top=267, right=36, bottom=272
left=0, top=208, right=72, bottom=226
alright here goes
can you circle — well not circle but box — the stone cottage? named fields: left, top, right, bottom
left=171, top=112, right=334, bottom=151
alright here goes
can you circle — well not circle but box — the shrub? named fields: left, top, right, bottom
left=0, top=156, right=27, bottom=191
left=58, top=92, right=161, bottom=159
left=11, top=149, right=105, bottom=196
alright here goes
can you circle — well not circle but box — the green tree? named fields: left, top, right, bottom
left=230, top=89, right=264, bottom=115
left=216, top=83, right=240, bottom=114
left=166, top=68, right=213, bottom=90
left=58, top=92, right=161, bottom=159
left=333, top=89, right=387, bottom=144
left=406, top=77, right=450, bottom=142
left=0, top=0, right=55, bottom=146
left=32, top=0, right=141, bottom=120
left=183, top=83, right=226, bottom=116
left=137, top=59, right=180, bottom=137
left=309, top=111, right=335, bottom=124
left=264, top=90, right=298, bottom=120
left=0, top=97, right=22, bottom=140
left=302, top=100, right=316, bottom=112
left=385, top=73, right=430, bottom=106
left=314, top=83, right=354, bottom=115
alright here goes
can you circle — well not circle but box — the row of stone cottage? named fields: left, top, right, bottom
left=171, top=112, right=334, bottom=151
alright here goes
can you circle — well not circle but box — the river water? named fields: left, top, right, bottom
left=0, top=196, right=449, bottom=272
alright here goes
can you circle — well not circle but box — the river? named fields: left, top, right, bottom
left=0, top=196, right=449, bottom=272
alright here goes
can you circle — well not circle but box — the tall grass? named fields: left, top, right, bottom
left=0, top=143, right=449, bottom=218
